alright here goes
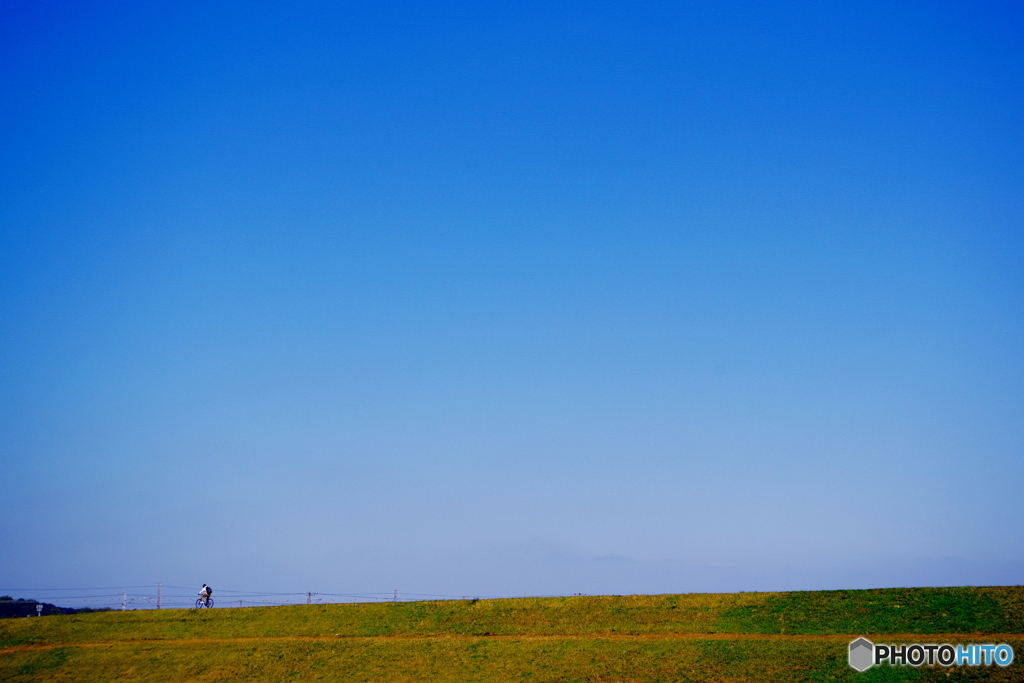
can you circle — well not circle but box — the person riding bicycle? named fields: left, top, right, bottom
left=199, top=584, right=212, bottom=606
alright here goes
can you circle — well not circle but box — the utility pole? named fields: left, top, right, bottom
left=156, top=583, right=162, bottom=610
left=121, top=592, right=127, bottom=610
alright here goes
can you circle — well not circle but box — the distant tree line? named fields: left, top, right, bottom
left=0, top=596, right=111, bottom=618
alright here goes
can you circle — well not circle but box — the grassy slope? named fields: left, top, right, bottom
left=1, top=587, right=1022, bottom=682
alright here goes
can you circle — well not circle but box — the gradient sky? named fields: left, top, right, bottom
left=2, top=0, right=1022, bottom=606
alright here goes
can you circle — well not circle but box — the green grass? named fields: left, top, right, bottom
left=1, top=586, right=1021, bottom=682
left=717, top=586, right=1024, bottom=634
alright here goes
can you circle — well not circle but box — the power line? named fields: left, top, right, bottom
left=0, top=589, right=154, bottom=593
left=0, top=584, right=539, bottom=610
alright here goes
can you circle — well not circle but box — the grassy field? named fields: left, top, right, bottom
left=1, top=586, right=1021, bottom=681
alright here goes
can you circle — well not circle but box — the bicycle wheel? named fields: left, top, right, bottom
left=206, top=598, right=214, bottom=608
left=195, top=598, right=204, bottom=608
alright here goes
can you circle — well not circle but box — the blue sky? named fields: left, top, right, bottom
left=1, top=0, right=1022, bottom=605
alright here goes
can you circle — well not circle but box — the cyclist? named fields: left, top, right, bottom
left=198, top=584, right=212, bottom=607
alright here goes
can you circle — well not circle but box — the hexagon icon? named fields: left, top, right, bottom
left=848, top=637, right=874, bottom=671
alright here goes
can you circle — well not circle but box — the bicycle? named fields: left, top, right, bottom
left=195, top=597, right=214, bottom=608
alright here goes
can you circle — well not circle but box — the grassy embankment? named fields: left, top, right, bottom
left=1, top=586, right=1022, bottom=682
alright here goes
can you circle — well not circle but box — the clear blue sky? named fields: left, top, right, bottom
left=2, top=0, right=1022, bottom=605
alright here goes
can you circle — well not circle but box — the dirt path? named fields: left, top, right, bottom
left=3, top=632, right=1020, bottom=655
